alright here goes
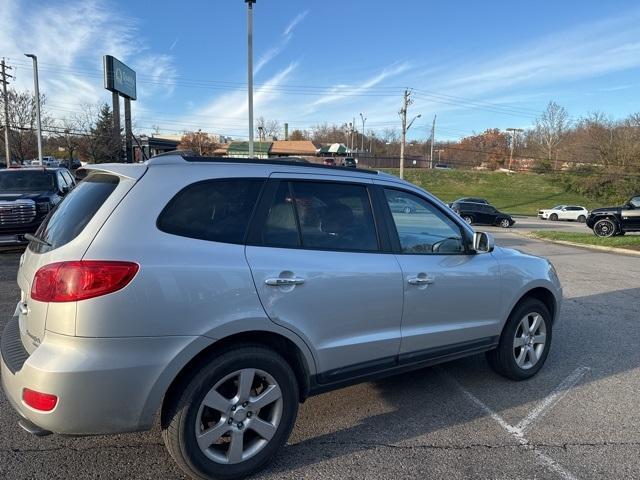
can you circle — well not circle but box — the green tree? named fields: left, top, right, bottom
left=78, top=104, right=122, bottom=163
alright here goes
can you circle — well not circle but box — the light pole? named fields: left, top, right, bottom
left=245, top=0, right=256, bottom=158
left=506, top=127, right=523, bottom=172
left=359, top=113, right=366, bottom=152
left=24, top=54, right=43, bottom=165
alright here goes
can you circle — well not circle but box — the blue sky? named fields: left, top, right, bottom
left=2, top=0, right=640, bottom=140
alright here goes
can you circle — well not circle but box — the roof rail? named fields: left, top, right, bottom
left=147, top=152, right=379, bottom=174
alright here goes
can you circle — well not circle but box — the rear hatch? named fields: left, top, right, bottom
left=17, top=164, right=147, bottom=353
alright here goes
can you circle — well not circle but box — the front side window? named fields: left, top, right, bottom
left=629, top=196, right=640, bottom=208
left=260, top=181, right=379, bottom=252
left=385, top=189, right=465, bottom=254
left=158, top=178, right=264, bottom=244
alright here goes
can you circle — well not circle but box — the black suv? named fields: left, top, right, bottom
left=451, top=201, right=515, bottom=228
left=586, top=195, right=640, bottom=237
left=0, top=167, right=76, bottom=245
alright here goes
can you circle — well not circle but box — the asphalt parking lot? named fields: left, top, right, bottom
left=1, top=229, right=639, bottom=479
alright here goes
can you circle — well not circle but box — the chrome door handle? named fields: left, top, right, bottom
left=265, top=277, right=305, bottom=286
left=407, top=276, right=434, bottom=285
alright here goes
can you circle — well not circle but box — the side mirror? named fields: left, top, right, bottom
left=473, top=231, right=495, bottom=253
left=60, top=185, right=70, bottom=195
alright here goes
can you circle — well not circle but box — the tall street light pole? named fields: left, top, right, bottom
left=24, top=54, right=43, bottom=166
left=506, top=127, right=523, bottom=173
left=246, top=0, right=256, bottom=158
left=359, top=113, right=366, bottom=152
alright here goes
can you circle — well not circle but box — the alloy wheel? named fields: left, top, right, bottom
left=594, top=219, right=615, bottom=237
left=463, top=216, right=473, bottom=224
left=195, top=369, right=283, bottom=465
left=513, top=312, right=547, bottom=370
left=500, top=219, right=510, bottom=228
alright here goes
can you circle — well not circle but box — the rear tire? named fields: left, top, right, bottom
left=486, top=298, right=552, bottom=381
left=549, top=213, right=558, bottom=221
left=162, top=345, right=299, bottom=480
left=462, top=216, right=473, bottom=225
left=577, top=215, right=586, bottom=223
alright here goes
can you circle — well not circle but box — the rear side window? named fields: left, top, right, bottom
left=31, top=173, right=119, bottom=253
left=260, top=180, right=379, bottom=252
left=158, top=178, right=264, bottom=244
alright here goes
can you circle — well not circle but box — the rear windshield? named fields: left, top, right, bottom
left=29, top=173, right=119, bottom=253
left=0, top=170, right=56, bottom=192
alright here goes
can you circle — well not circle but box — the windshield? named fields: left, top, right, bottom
left=0, top=170, right=56, bottom=192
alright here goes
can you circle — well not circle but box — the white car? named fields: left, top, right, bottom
left=538, top=205, right=589, bottom=222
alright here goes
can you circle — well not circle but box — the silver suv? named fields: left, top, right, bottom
left=1, top=155, right=562, bottom=479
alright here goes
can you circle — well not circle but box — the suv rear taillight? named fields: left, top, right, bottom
left=22, top=388, right=58, bottom=412
left=31, top=261, right=139, bottom=302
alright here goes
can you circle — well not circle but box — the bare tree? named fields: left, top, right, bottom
left=255, top=116, right=281, bottom=140
left=533, top=101, right=570, bottom=170
left=0, top=89, right=52, bottom=162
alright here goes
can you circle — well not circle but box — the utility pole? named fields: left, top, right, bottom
left=246, top=0, right=256, bottom=157
left=429, top=114, right=436, bottom=169
left=399, top=89, right=420, bottom=179
left=24, top=54, right=43, bottom=165
left=352, top=116, right=355, bottom=153
left=506, top=127, right=524, bottom=173
left=359, top=113, right=366, bottom=152
left=1, top=59, right=13, bottom=167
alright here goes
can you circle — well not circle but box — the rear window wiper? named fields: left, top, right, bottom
left=24, top=233, right=52, bottom=247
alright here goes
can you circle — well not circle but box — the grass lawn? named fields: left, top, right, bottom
left=529, top=231, right=640, bottom=251
left=381, top=169, right=597, bottom=216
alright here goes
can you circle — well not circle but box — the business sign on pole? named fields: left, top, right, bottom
left=103, top=55, right=137, bottom=100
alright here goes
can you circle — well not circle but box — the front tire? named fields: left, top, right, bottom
left=162, top=345, right=299, bottom=480
left=462, top=215, right=473, bottom=225
left=593, top=218, right=616, bottom=237
left=499, top=218, right=511, bottom=228
left=549, top=213, right=558, bottom=221
left=486, top=298, right=552, bottom=380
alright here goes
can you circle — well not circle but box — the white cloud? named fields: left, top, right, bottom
left=0, top=0, right=177, bottom=124
left=283, top=10, right=309, bottom=37
left=255, top=10, right=309, bottom=74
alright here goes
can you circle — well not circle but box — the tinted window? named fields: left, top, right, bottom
left=629, top=197, right=640, bottom=208
left=261, top=181, right=378, bottom=251
left=62, top=170, right=75, bottom=186
left=158, top=178, right=264, bottom=244
left=0, top=170, right=56, bottom=192
left=291, top=182, right=378, bottom=251
left=385, top=189, right=465, bottom=254
left=262, top=182, right=300, bottom=247
left=31, top=174, right=119, bottom=253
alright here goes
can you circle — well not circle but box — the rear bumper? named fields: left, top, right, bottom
left=1, top=320, right=210, bottom=435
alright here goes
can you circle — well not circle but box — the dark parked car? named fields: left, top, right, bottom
left=342, top=157, right=356, bottom=168
left=0, top=167, right=76, bottom=245
left=586, top=195, right=640, bottom=237
left=451, top=197, right=489, bottom=206
left=451, top=201, right=515, bottom=228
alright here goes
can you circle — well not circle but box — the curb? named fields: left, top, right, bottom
left=516, top=231, right=640, bottom=256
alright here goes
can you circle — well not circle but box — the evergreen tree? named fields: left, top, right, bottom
left=80, top=104, right=122, bottom=163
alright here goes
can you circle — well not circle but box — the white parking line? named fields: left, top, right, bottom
left=516, top=367, right=591, bottom=433
left=436, top=367, right=582, bottom=480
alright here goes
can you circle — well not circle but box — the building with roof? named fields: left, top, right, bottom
left=227, top=141, right=272, bottom=159
left=269, top=140, right=317, bottom=157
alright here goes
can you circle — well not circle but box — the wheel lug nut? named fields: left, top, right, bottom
left=242, top=402, right=248, bottom=407
left=228, top=418, right=233, bottom=425
left=231, top=405, right=236, bottom=411
left=237, top=422, right=243, bottom=429
left=247, top=412, right=252, bottom=418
